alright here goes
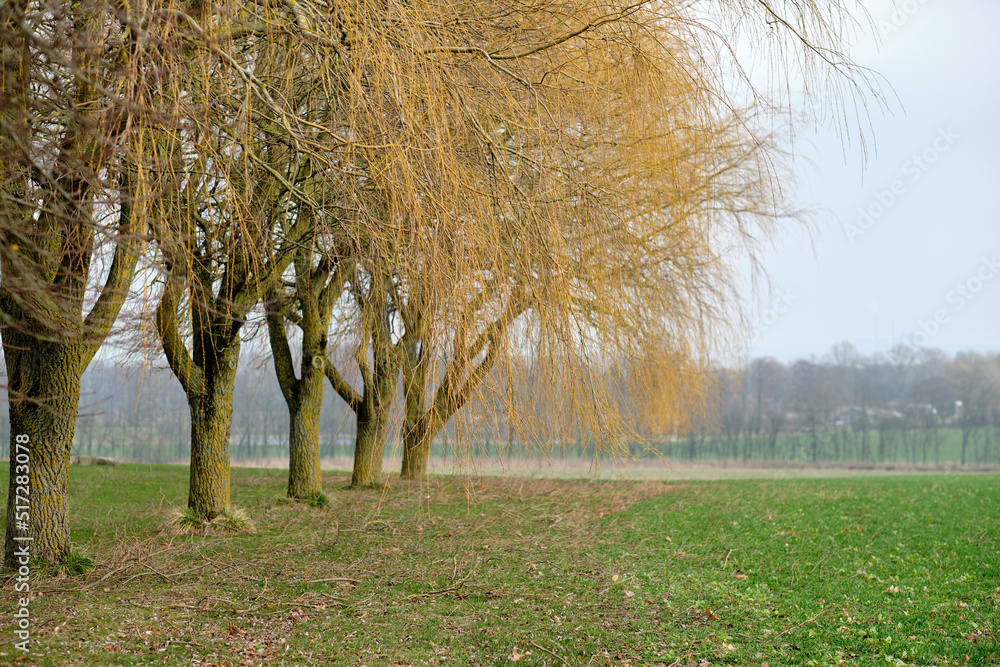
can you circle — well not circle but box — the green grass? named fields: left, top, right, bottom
left=0, top=464, right=997, bottom=666
left=602, top=476, right=1000, bottom=665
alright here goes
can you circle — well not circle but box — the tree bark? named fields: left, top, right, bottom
left=400, top=333, right=430, bottom=479
left=350, top=356, right=397, bottom=487
left=2, top=339, right=85, bottom=569
left=186, top=337, right=240, bottom=519
left=400, top=424, right=431, bottom=479
left=352, top=404, right=389, bottom=487
left=396, top=288, right=524, bottom=479
left=286, top=364, right=325, bottom=498
left=324, top=272, right=400, bottom=488
left=266, top=250, right=349, bottom=499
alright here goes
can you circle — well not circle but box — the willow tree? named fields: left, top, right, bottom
left=0, top=0, right=158, bottom=568
left=264, top=239, right=352, bottom=499
left=255, top=0, right=882, bottom=482
left=210, top=0, right=881, bottom=491
left=386, top=0, right=887, bottom=476
left=148, top=1, right=353, bottom=518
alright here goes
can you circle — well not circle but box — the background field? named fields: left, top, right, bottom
left=1, top=464, right=998, bottom=666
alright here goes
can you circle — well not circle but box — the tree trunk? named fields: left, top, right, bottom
left=353, top=405, right=387, bottom=487
left=287, top=365, right=325, bottom=498
left=187, top=339, right=239, bottom=519
left=3, top=339, right=85, bottom=569
left=400, top=334, right=430, bottom=479
left=401, top=421, right=432, bottom=479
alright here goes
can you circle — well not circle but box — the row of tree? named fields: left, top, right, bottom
left=1, top=344, right=992, bottom=468
left=1, top=0, right=883, bottom=568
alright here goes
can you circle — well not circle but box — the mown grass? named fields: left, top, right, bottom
left=0, top=464, right=997, bottom=666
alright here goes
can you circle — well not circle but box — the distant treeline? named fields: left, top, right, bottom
left=1, top=343, right=997, bottom=467
left=688, top=343, right=1000, bottom=466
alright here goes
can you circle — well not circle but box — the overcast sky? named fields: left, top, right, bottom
left=744, top=0, right=1000, bottom=362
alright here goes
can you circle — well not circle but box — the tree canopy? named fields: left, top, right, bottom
left=1, top=0, right=883, bottom=566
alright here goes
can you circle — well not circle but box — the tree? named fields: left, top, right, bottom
left=321, top=266, right=404, bottom=487
left=149, top=1, right=348, bottom=517
left=265, top=241, right=351, bottom=498
left=392, top=0, right=879, bottom=472
left=1, top=0, right=153, bottom=568
left=197, top=0, right=883, bottom=487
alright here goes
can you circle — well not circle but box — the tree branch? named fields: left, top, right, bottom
left=324, top=353, right=362, bottom=412
left=265, top=287, right=300, bottom=406
left=82, top=169, right=147, bottom=361
left=155, top=274, right=203, bottom=398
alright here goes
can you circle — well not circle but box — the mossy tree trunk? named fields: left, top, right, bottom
left=157, top=268, right=262, bottom=519
left=186, top=334, right=241, bottom=519
left=158, top=281, right=243, bottom=519
left=156, top=253, right=295, bottom=519
left=350, top=344, right=401, bottom=487
left=2, top=340, right=86, bottom=568
left=324, top=270, right=401, bottom=488
left=266, top=247, right=351, bottom=499
left=286, top=374, right=325, bottom=497
left=152, top=137, right=311, bottom=518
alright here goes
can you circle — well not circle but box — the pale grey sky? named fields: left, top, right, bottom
left=747, top=0, right=1000, bottom=361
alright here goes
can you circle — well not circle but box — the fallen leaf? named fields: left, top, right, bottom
left=665, top=536, right=672, bottom=542
left=705, top=608, right=720, bottom=621
left=734, top=572, right=748, bottom=580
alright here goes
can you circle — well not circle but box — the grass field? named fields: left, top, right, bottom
left=1, top=464, right=998, bottom=666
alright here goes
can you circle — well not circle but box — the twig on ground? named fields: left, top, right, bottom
left=527, top=640, right=571, bottom=666
left=774, top=604, right=841, bottom=639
